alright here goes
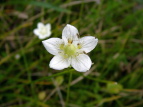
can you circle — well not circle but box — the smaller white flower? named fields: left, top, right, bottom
left=42, top=24, right=98, bottom=72
left=15, top=54, right=20, bottom=60
left=33, top=22, right=51, bottom=39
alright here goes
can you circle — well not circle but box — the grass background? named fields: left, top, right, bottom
left=0, top=0, right=143, bottom=107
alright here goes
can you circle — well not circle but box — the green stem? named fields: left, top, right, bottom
left=17, top=36, right=35, bottom=98
left=66, top=70, right=73, bottom=107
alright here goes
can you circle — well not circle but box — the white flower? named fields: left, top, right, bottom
left=42, top=24, right=98, bottom=72
left=15, top=54, right=20, bottom=60
left=33, top=22, right=51, bottom=39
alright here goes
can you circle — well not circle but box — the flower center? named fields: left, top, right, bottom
left=40, top=27, right=47, bottom=35
left=60, top=43, right=77, bottom=57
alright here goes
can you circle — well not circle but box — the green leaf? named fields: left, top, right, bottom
left=3, top=0, right=70, bottom=13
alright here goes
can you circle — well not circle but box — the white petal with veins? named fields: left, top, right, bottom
left=42, top=38, right=64, bottom=55
left=79, top=36, right=98, bottom=53
left=71, top=54, right=92, bottom=72
left=50, top=55, right=71, bottom=70
left=62, top=24, right=79, bottom=44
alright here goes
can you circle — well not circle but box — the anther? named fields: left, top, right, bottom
left=77, top=33, right=80, bottom=37
left=77, top=43, right=82, bottom=49
left=83, top=51, right=87, bottom=54
left=68, top=39, right=73, bottom=44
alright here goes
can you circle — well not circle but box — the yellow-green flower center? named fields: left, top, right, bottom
left=40, top=27, right=47, bottom=35
left=60, top=43, right=77, bottom=57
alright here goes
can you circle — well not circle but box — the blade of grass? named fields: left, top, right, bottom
left=3, top=0, right=70, bottom=13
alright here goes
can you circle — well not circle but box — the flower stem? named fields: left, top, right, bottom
left=66, top=69, right=73, bottom=106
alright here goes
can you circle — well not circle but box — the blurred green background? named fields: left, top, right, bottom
left=0, top=0, right=143, bottom=107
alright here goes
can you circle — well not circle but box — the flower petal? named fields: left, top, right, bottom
left=38, top=34, right=49, bottom=39
left=44, top=31, right=51, bottom=38
left=50, top=55, right=70, bottom=70
left=42, top=38, right=64, bottom=55
left=33, top=29, right=40, bottom=36
left=71, top=54, right=92, bottom=72
left=38, top=22, right=44, bottom=28
left=39, top=31, right=51, bottom=39
left=62, top=24, right=79, bottom=44
left=46, top=23, right=51, bottom=30
left=79, top=36, right=98, bottom=53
